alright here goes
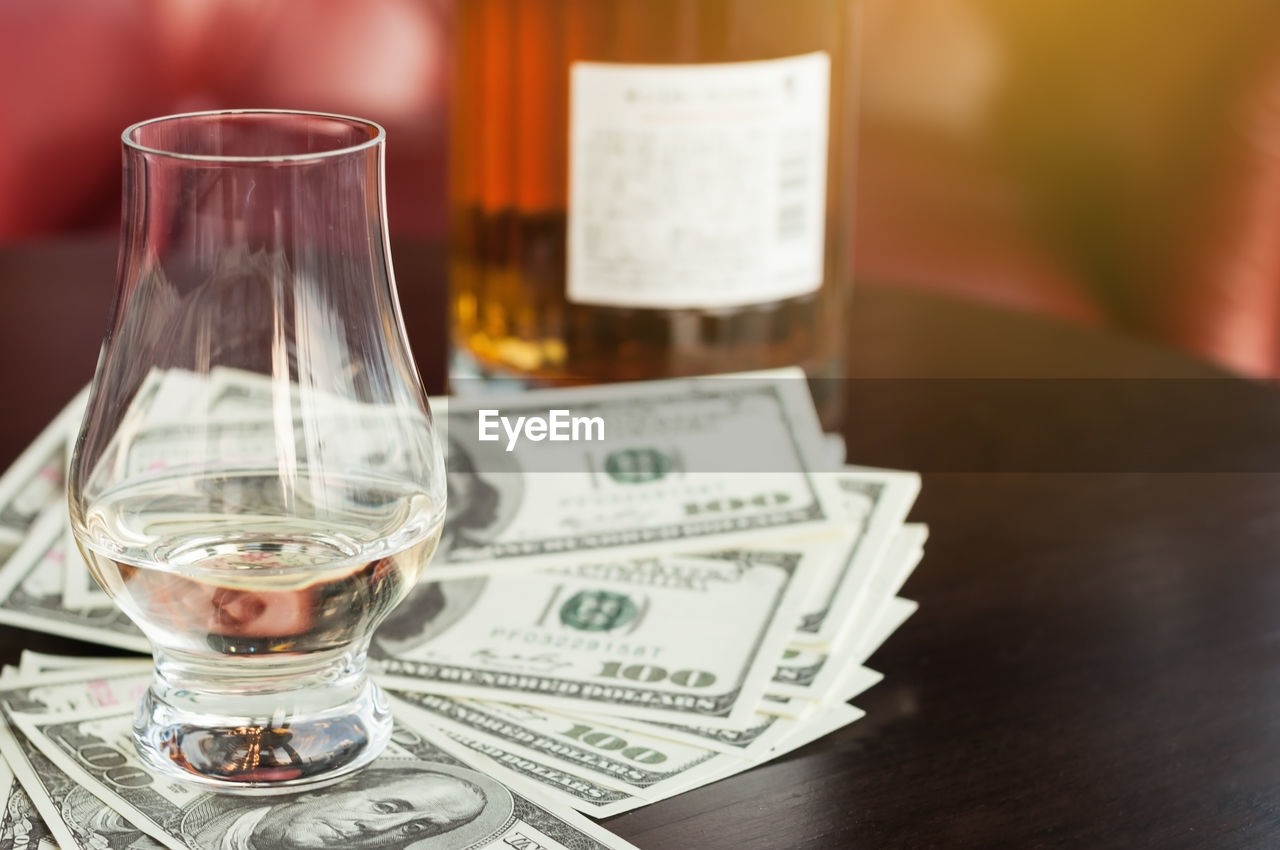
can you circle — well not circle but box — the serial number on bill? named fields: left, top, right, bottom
left=488, top=628, right=663, bottom=658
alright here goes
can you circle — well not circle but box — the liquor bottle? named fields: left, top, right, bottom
left=450, top=0, right=855, bottom=386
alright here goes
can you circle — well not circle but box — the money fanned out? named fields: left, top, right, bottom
left=0, top=371, right=926, bottom=848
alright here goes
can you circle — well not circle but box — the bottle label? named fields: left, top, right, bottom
left=568, top=52, right=831, bottom=310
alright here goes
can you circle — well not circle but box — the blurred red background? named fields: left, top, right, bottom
left=0, top=0, right=452, bottom=240
left=5, top=0, right=1280, bottom=378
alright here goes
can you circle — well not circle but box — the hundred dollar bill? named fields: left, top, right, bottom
left=758, top=593, right=915, bottom=718
left=757, top=668, right=886, bottom=720
left=395, top=691, right=865, bottom=818
left=0, top=389, right=83, bottom=568
left=571, top=705, right=805, bottom=758
left=431, top=371, right=844, bottom=575
left=571, top=651, right=883, bottom=748
left=0, top=667, right=154, bottom=850
left=17, top=650, right=149, bottom=677
left=771, top=524, right=924, bottom=700
left=0, top=504, right=149, bottom=653
left=756, top=601, right=913, bottom=714
left=375, top=540, right=827, bottom=729
left=568, top=586, right=910, bottom=745
left=388, top=692, right=737, bottom=805
left=392, top=700, right=658, bottom=818
left=568, top=659, right=879, bottom=760
left=770, top=524, right=926, bottom=701
left=14, top=701, right=640, bottom=850
left=793, top=469, right=920, bottom=647
left=0, top=668, right=148, bottom=718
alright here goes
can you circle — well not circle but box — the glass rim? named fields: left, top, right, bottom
left=121, top=108, right=386, bottom=163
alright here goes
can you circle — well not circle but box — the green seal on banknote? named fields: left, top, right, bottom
left=603, top=449, right=673, bottom=484
left=559, top=590, right=640, bottom=632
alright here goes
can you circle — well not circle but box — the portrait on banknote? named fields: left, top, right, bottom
left=371, top=575, right=487, bottom=658
left=173, top=762, right=514, bottom=850
left=441, top=431, right=523, bottom=556
left=57, top=785, right=146, bottom=848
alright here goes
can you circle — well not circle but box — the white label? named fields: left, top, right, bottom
left=568, top=52, right=830, bottom=310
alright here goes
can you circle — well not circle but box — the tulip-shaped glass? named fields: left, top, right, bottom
left=67, top=111, right=446, bottom=793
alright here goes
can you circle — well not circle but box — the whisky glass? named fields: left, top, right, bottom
left=67, top=111, right=446, bottom=793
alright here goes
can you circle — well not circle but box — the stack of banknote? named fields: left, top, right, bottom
left=0, top=371, right=924, bottom=850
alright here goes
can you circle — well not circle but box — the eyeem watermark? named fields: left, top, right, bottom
left=478, top=409, right=605, bottom=451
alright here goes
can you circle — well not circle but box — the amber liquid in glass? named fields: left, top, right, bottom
left=450, top=0, right=854, bottom=384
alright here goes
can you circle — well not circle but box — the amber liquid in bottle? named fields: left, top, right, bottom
left=451, top=0, right=854, bottom=384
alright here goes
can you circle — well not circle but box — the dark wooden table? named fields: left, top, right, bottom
left=4, top=234, right=1280, bottom=847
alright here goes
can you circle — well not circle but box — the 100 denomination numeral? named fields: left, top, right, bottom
left=72, top=739, right=152, bottom=788
left=596, top=661, right=716, bottom=688
left=560, top=722, right=669, bottom=764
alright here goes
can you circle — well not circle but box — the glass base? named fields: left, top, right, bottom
left=133, top=653, right=392, bottom=795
